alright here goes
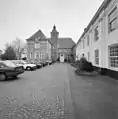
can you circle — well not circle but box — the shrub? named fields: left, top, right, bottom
left=84, top=62, right=94, bottom=72
left=78, top=58, right=94, bottom=72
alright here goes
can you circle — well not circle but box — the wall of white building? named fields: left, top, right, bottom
left=76, top=0, right=118, bottom=71
left=104, top=0, right=118, bottom=71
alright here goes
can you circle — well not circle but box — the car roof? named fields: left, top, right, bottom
left=0, top=60, right=5, bottom=63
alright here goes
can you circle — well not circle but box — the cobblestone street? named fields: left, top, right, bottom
left=0, top=63, right=118, bottom=119
left=0, top=97, right=65, bottom=119
left=0, top=64, right=74, bottom=119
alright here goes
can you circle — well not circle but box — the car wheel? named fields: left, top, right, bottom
left=0, top=73, right=6, bottom=81
left=26, top=67, right=31, bottom=70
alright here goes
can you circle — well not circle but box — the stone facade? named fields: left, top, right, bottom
left=26, top=26, right=75, bottom=63
left=50, top=25, right=75, bottom=62
left=26, top=39, right=52, bottom=63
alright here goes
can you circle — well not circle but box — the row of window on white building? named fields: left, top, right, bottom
left=77, top=5, right=118, bottom=68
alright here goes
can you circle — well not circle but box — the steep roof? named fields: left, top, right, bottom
left=58, top=38, right=75, bottom=49
left=46, top=38, right=54, bottom=46
left=25, top=28, right=76, bottom=49
left=26, top=30, right=46, bottom=41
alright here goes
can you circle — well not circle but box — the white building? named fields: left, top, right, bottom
left=76, top=0, right=118, bottom=79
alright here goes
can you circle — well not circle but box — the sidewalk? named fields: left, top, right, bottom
left=68, top=66, right=118, bottom=119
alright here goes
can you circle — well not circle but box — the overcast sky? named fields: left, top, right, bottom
left=0, top=0, right=103, bottom=49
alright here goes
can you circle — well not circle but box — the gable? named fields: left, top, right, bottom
left=26, top=30, right=46, bottom=42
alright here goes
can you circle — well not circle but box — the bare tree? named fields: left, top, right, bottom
left=12, top=38, right=26, bottom=60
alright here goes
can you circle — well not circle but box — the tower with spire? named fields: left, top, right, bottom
left=50, top=25, right=59, bottom=60
left=50, top=25, right=59, bottom=47
left=26, top=24, right=75, bottom=63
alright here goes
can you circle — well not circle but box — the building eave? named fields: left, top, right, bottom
left=76, top=0, right=111, bottom=45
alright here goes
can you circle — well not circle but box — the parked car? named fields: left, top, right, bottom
left=52, top=60, right=56, bottom=64
left=35, top=62, right=42, bottom=68
left=48, top=60, right=52, bottom=65
left=41, top=61, right=47, bottom=67
left=46, top=60, right=52, bottom=65
left=12, top=60, right=37, bottom=71
left=39, top=62, right=44, bottom=67
left=12, top=60, right=24, bottom=67
left=45, top=61, right=49, bottom=66
left=0, top=60, right=24, bottom=80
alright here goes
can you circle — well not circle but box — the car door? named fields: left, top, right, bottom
left=0, top=62, right=14, bottom=76
left=0, top=62, right=8, bottom=75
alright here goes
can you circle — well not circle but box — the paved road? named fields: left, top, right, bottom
left=0, top=63, right=74, bottom=119
left=0, top=63, right=117, bottom=119
left=69, top=66, right=118, bottom=119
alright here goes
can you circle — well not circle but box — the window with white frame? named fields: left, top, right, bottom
left=35, top=52, right=39, bottom=59
left=40, top=53, right=43, bottom=60
left=108, top=7, right=117, bottom=33
left=88, top=52, right=90, bottom=61
left=87, top=35, right=90, bottom=46
left=80, top=41, right=82, bottom=49
left=39, top=52, right=41, bottom=59
left=94, top=26, right=99, bottom=41
left=109, top=44, right=118, bottom=68
left=30, top=52, right=33, bottom=59
left=83, top=39, right=85, bottom=49
left=40, top=52, right=45, bottom=60
left=35, top=43, right=40, bottom=48
left=40, top=41, right=47, bottom=45
left=40, top=45, right=47, bottom=49
left=95, top=49, right=99, bottom=65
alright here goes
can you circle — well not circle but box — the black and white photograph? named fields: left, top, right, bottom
left=0, top=0, right=117, bottom=118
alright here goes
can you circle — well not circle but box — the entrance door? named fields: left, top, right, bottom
left=60, top=54, right=64, bottom=62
